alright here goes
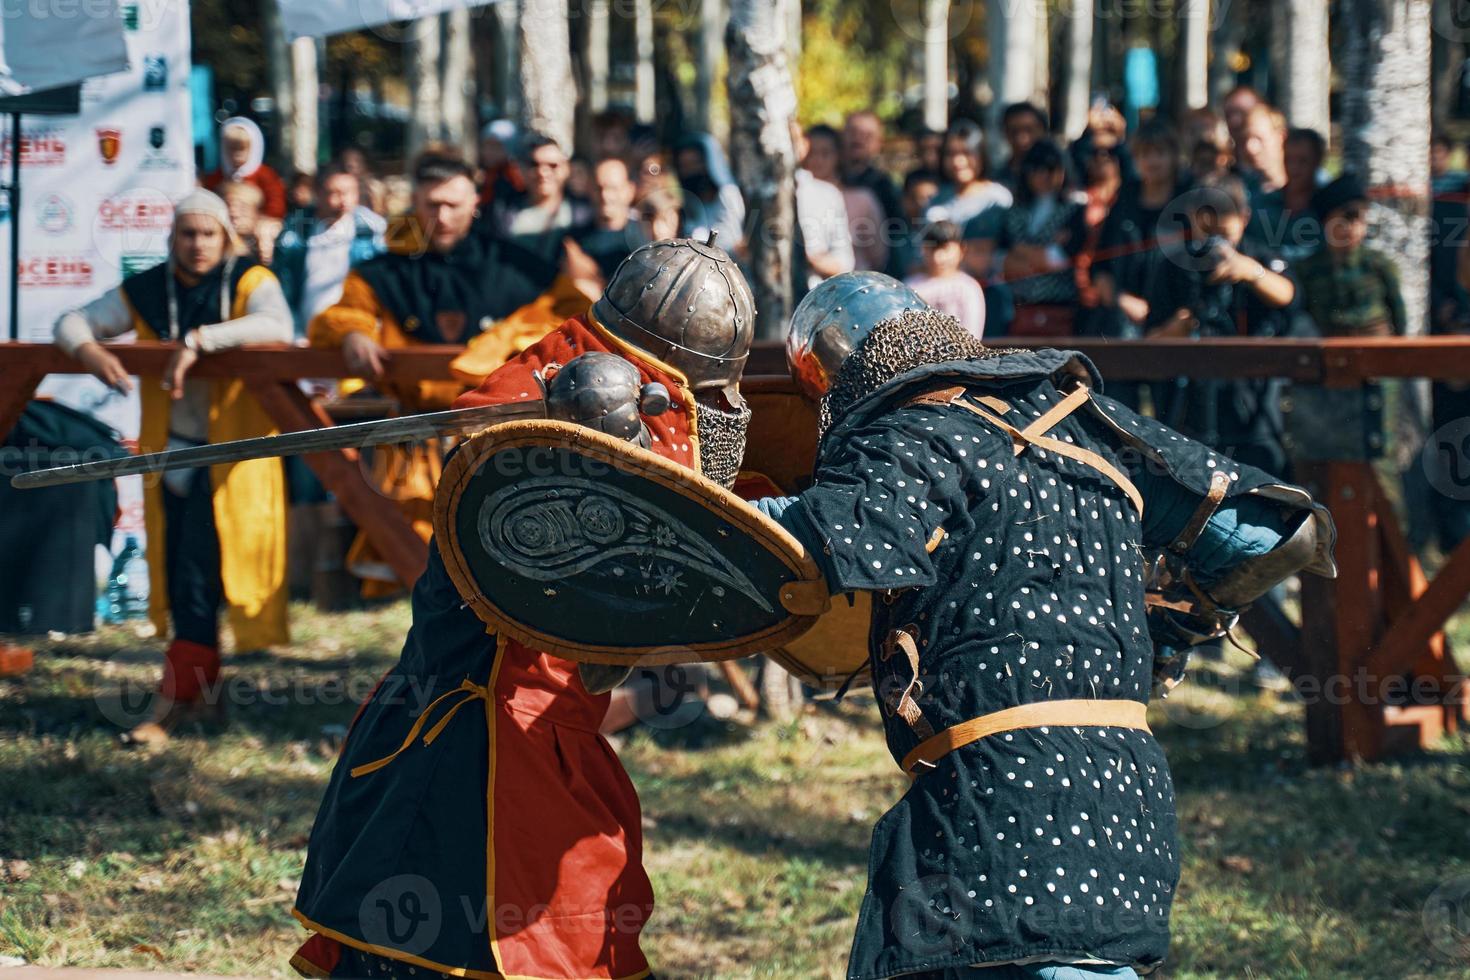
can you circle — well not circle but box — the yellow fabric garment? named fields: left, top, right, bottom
left=449, top=274, right=594, bottom=386
left=133, top=263, right=289, bottom=650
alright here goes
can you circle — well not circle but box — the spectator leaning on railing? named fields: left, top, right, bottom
left=51, top=189, right=294, bottom=745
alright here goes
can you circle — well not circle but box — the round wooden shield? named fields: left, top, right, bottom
left=433, top=420, right=831, bottom=665
left=766, top=592, right=874, bottom=691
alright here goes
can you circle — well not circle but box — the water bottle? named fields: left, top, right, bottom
left=104, top=536, right=149, bottom=623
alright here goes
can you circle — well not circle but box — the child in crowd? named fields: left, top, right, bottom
left=1293, top=174, right=1406, bottom=337
left=905, top=219, right=986, bottom=339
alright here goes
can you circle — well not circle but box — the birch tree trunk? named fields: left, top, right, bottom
left=519, top=0, right=574, bottom=151
left=1281, top=0, right=1332, bottom=139
left=264, top=0, right=293, bottom=164
left=726, top=2, right=798, bottom=332
left=1060, top=0, right=1093, bottom=140
left=986, top=0, right=1038, bottom=149
left=1180, top=0, right=1209, bottom=112
left=784, top=0, right=802, bottom=71
left=289, top=37, right=318, bottom=175
left=408, top=18, right=443, bottom=159
left=1339, top=0, right=1431, bottom=336
left=922, top=0, right=949, bottom=132
left=442, top=8, right=476, bottom=158
left=587, top=0, right=610, bottom=114
left=494, top=0, right=523, bottom=122
left=634, top=0, right=656, bottom=124
left=1032, top=0, right=1049, bottom=117
left=1340, top=0, right=1432, bottom=541
left=696, top=0, right=726, bottom=135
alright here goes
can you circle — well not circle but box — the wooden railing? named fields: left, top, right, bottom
left=6, top=336, right=1470, bottom=763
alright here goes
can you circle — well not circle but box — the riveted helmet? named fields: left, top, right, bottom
left=786, top=272, right=929, bottom=400
left=592, top=237, right=755, bottom=405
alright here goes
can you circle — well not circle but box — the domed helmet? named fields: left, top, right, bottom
left=592, top=237, right=756, bottom=406
left=786, top=272, right=929, bottom=400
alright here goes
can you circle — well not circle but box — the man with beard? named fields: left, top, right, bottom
left=767, top=273, right=1335, bottom=979
left=53, top=189, right=294, bottom=744
left=309, top=147, right=558, bottom=593
left=291, top=237, right=755, bottom=980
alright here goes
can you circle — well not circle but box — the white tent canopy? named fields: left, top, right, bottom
left=0, top=0, right=129, bottom=95
left=280, top=0, right=499, bottom=40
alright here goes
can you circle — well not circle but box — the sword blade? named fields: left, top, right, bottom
left=11, top=399, right=546, bottom=489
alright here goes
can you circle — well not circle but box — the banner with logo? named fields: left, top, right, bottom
left=0, top=0, right=130, bottom=95
left=280, top=0, right=498, bottom=41
left=1, top=0, right=194, bottom=580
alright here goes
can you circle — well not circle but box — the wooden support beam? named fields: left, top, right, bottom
left=1366, top=526, right=1470, bottom=681
left=244, top=380, right=429, bottom=588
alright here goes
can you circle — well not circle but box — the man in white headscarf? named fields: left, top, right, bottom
left=53, top=189, right=294, bottom=745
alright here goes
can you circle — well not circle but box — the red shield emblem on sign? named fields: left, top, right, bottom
left=436, top=310, right=467, bottom=343
left=96, top=128, right=121, bottom=165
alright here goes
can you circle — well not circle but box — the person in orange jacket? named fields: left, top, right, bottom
left=308, top=147, right=559, bottom=594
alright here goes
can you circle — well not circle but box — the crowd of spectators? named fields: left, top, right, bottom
left=202, top=90, right=1470, bottom=495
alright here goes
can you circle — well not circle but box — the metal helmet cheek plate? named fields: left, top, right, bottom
left=786, top=272, right=929, bottom=400
left=592, top=237, right=756, bottom=404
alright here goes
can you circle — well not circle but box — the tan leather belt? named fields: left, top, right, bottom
left=901, top=699, right=1151, bottom=776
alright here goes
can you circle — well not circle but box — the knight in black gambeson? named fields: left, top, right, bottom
left=772, top=274, right=1336, bottom=980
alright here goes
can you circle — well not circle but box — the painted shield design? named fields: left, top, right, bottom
left=433, top=420, right=830, bottom=665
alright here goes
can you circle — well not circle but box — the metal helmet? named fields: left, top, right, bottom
left=786, top=272, right=929, bottom=400
left=592, top=237, right=756, bottom=404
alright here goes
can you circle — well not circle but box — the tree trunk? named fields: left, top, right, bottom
left=1032, top=0, right=1050, bottom=118
left=519, top=0, right=574, bottom=150
left=264, top=0, right=292, bottom=165
left=1281, top=0, right=1331, bottom=139
left=442, top=8, right=476, bottom=158
left=696, top=0, right=726, bottom=135
left=784, top=0, right=802, bottom=71
left=408, top=17, right=444, bottom=159
left=494, top=0, right=523, bottom=122
left=1432, top=1, right=1458, bottom=131
left=1060, top=0, right=1093, bottom=139
left=634, top=0, right=656, bottom=124
left=986, top=0, right=1038, bottom=150
left=587, top=0, right=610, bottom=114
left=921, top=0, right=949, bottom=132
left=288, top=37, right=318, bottom=175
left=1179, top=0, right=1208, bottom=113
left=726, top=0, right=797, bottom=341
left=1339, top=0, right=1430, bottom=336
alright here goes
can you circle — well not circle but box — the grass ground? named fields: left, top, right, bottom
left=2, top=602, right=1470, bottom=978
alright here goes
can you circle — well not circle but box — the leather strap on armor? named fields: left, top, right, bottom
left=903, top=384, right=1145, bottom=517
left=902, top=699, right=1151, bottom=776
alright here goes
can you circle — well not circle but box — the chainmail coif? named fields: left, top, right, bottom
left=695, top=399, right=751, bottom=489
left=819, top=309, right=1016, bottom=435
